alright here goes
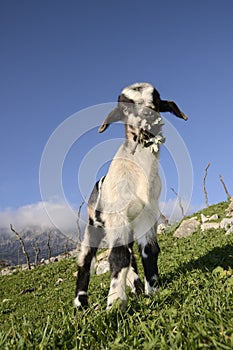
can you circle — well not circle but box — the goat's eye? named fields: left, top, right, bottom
left=132, top=86, right=141, bottom=92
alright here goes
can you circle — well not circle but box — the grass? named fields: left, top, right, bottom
left=0, top=202, right=233, bottom=349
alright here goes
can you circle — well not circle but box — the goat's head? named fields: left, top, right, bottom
left=98, top=82, right=188, bottom=152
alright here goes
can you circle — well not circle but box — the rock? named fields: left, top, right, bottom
left=2, top=299, right=12, bottom=303
left=96, top=260, right=110, bottom=275
left=55, top=278, right=64, bottom=284
left=173, top=217, right=200, bottom=238
left=226, top=226, right=233, bottom=235
left=209, top=214, right=219, bottom=221
left=201, top=222, right=220, bottom=231
left=201, top=213, right=209, bottom=223
left=96, top=250, right=110, bottom=261
left=220, top=218, right=233, bottom=230
left=157, top=223, right=168, bottom=234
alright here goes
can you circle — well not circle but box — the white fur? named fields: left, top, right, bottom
left=126, top=266, right=141, bottom=293
left=145, top=275, right=159, bottom=295
left=107, top=267, right=128, bottom=309
left=122, top=82, right=155, bottom=108
left=78, top=245, right=90, bottom=267
left=96, top=138, right=161, bottom=247
left=74, top=291, right=87, bottom=307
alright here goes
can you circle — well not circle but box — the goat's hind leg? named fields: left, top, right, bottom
left=74, top=224, right=102, bottom=309
left=126, top=242, right=144, bottom=294
left=107, top=245, right=131, bottom=311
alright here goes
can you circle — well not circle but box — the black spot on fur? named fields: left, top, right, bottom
left=77, top=294, right=88, bottom=308
left=95, top=209, right=105, bottom=227
left=140, top=241, right=160, bottom=285
left=133, top=134, right=137, bottom=142
left=109, top=246, right=131, bottom=279
left=89, top=217, right=94, bottom=226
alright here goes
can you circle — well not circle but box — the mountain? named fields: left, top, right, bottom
left=0, top=226, right=77, bottom=266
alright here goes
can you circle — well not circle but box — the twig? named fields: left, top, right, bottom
left=47, top=230, right=51, bottom=261
left=31, top=242, right=41, bottom=266
left=218, top=174, right=231, bottom=201
left=64, top=238, right=70, bottom=258
left=202, top=163, right=210, bottom=208
left=171, top=187, right=185, bottom=217
left=159, top=210, right=169, bottom=225
left=10, top=225, right=31, bottom=270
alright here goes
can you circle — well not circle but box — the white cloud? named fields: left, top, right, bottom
left=0, top=201, right=86, bottom=235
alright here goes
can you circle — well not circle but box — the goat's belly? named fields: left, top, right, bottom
left=127, top=198, right=145, bottom=222
left=130, top=201, right=159, bottom=239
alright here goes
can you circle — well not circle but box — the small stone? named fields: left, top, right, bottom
left=157, top=223, right=168, bottom=235
left=96, top=250, right=110, bottom=261
left=209, top=214, right=219, bottom=221
left=201, top=213, right=209, bottom=223
left=201, top=222, right=220, bottom=231
left=226, top=226, right=233, bottom=235
left=2, top=299, right=12, bottom=303
left=55, top=278, right=64, bottom=284
left=96, top=260, right=110, bottom=275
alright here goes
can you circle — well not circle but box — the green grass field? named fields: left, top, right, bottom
left=1, top=202, right=233, bottom=349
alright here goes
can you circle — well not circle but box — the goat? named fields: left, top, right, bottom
left=74, top=82, right=188, bottom=311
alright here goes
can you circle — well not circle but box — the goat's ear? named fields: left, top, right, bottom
left=159, top=100, right=188, bottom=120
left=98, top=107, right=124, bottom=133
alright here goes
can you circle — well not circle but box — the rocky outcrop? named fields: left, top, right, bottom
left=173, top=199, right=233, bottom=238
left=220, top=218, right=233, bottom=230
left=173, top=217, right=200, bottom=238
left=1, top=249, right=79, bottom=276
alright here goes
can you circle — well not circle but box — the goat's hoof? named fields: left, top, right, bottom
left=107, top=298, right=127, bottom=313
left=145, top=285, right=160, bottom=298
left=134, top=278, right=144, bottom=294
left=74, top=294, right=88, bottom=309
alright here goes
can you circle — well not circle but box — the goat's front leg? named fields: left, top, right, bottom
left=74, top=224, right=102, bottom=309
left=107, top=245, right=131, bottom=311
left=74, top=245, right=97, bottom=308
left=138, top=229, right=160, bottom=294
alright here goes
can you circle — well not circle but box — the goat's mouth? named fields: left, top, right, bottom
left=139, top=128, right=165, bottom=149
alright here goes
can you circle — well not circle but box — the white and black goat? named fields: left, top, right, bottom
left=74, top=82, right=188, bottom=311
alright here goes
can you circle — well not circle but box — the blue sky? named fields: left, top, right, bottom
left=1, top=0, right=233, bottom=232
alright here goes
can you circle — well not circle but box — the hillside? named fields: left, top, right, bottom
left=0, top=202, right=233, bottom=349
left=0, top=226, right=77, bottom=266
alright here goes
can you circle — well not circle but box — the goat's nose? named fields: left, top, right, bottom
left=143, top=105, right=156, bottom=117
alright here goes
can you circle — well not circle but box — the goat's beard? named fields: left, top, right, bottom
left=139, top=116, right=165, bottom=153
